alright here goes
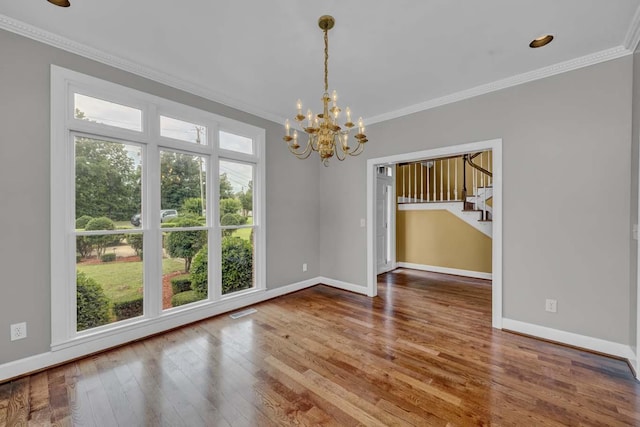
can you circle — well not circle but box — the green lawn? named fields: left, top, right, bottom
left=231, top=216, right=253, bottom=241
left=77, top=258, right=183, bottom=303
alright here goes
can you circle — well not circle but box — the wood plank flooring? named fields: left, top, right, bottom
left=1, top=268, right=639, bottom=426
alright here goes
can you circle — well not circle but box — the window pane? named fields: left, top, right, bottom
left=219, top=131, right=253, bottom=154
left=75, top=137, right=142, bottom=230
left=162, top=230, right=208, bottom=309
left=219, top=160, right=253, bottom=225
left=160, top=150, right=207, bottom=227
left=76, top=233, right=143, bottom=331
left=221, top=231, right=254, bottom=295
left=160, top=116, right=207, bottom=144
left=74, top=93, right=142, bottom=132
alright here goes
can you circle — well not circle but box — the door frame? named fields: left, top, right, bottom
left=366, top=138, right=503, bottom=329
left=375, top=169, right=396, bottom=274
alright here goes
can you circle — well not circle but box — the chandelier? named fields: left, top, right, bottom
left=283, top=15, right=368, bottom=166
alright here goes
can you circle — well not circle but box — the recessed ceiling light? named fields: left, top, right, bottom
left=47, top=0, right=70, bottom=7
left=529, top=34, right=554, bottom=48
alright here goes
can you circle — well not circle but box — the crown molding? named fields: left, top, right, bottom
left=624, top=3, right=640, bottom=52
left=366, top=45, right=631, bottom=125
left=0, top=13, right=634, bottom=128
left=0, top=14, right=286, bottom=124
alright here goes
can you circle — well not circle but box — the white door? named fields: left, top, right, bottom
left=376, top=170, right=393, bottom=274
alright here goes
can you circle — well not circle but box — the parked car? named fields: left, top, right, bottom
left=130, top=209, right=178, bottom=226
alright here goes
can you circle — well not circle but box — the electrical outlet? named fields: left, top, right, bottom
left=360, top=218, right=366, bottom=227
left=10, top=322, right=27, bottom=341
left=302, top=263, right=308, bottom=272
left=545, top=299, right=557, bottom=313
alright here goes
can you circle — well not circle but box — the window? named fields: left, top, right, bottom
left=51, top=66, right=265, bottom=350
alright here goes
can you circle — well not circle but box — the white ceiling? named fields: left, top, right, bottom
left=1, top=1, right=640, bottom=124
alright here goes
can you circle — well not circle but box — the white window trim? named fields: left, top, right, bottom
left=51, top=65, right=266, bottom=352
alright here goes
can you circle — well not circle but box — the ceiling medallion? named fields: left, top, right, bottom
left=283, top=15, right=367, bottom=166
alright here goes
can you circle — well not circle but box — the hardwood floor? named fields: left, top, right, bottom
left=1, top=268, right=639, bottom=426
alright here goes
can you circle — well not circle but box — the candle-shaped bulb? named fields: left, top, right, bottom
left=358, top=117, right=364, bottom=133
left=332, top=90, right=338, bottom=107
left=285, top=119, right=290, bottom=136
left=293, top=130, right=298, bottom=142
left=307, top=109, right=313, bottom=127
left=342, top=133, right=349, bottom=149
left=296, top=99, right=302, bottom=114
left=346, top=107, right=352, bottom=123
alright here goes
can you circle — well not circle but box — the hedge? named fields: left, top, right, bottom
left=101, top=252, right=116, bottom=262
left=113, top=296, right=143, bottom=321
left=171, top=290, right=202, bottom=307
left=171, top=274, right=192, bottom=294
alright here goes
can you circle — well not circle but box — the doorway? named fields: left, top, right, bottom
left=366, top=138, right=503, bottom=328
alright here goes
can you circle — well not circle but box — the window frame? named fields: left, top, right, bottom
left=51, top=66, right=266, bottom=351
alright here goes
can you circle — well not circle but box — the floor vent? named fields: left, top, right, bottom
left=229, top=308, right=257, bottom=319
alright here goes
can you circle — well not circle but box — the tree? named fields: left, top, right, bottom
left=181, top=197, right=203, bottom=216
left=160, top=152, right=204, bottom=210
left=219, top=173, right=234, bottom=199
left=238, top=180, right=253, bottom=216
left=85, top=217, right=117, bottom=258
left=75, top=137, right=139, bottom=221
left=220, top=198, right=242, bottom=217
left=164, top=218, right=207, bottom=272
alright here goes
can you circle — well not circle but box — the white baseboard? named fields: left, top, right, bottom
left=397, top=262, right=492, bottom=280
left=502, top=318, right=636, bottom=361
left=0, top=278, right=319, bottom=383
left=317, top=276, right=369, bottom=295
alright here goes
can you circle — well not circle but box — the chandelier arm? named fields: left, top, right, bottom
left=287, top=139, right=313, bottom=157
left=290, top=142, right=314, bottom=159
left=347, top=142, right=366, bottom=157
left=334, top=142, right=347, bottom=161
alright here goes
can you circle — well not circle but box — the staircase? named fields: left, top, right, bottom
left=397, top=151, right=493, bottom=237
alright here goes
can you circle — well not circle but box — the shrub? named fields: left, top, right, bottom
left=75, top=215, right=93, bottom=230
left=127, top=234, right=143, bottom=259
left=76, top=271, right=110, bottom=331
left=165, top=218, right=207, bottom=272
left=221, top=236, right=253, bottom=294
left=181, top=198, right=203, bottom=216
left=220, top=198, right=242, bottom=217
left=171, top=290, right=202, bottom=307
left=113, top=296, right=143, bottom=321
left=101, top=252, right=116, bottom=262
left=190, top=246, right=208, bottom=298
left=76, top=236, right=93, bottom=259
left=85, top=217, right=116, bottom=257
left=171, top=274, right=192, bottom=294
left=220, top=213, right=248, bottom=237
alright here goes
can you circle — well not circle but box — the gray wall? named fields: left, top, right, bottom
left=319, top=56, right=634, bottom=345
left=632, top=51, right=640, bottom=349
left=0, top=29, right=320, bottom=364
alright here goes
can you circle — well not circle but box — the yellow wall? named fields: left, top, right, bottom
left=397, top=209, right=492, bottom=273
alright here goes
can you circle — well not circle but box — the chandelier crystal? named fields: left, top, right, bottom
left=283, top=15, right=367, bottom=166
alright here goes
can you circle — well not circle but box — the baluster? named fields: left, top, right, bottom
left=403, top=164, right=406, bottom=202
left=454, top=157, right=458, bottom=201
left=447, top=159, right=451, bottom=201
left=480, top=152, right=485, bottom=219
left=488, top=151, right=492, bottom=187
left=440, top=160, right=443, bottom=201
left=408, top=164, right=412, bottom=203
left=473, top=163, right=477, bottom=210
left=420, top=163, right=424, bottom=202
left=433, top=161, right=436, bottom=201
left=413, top=163, right=419, bottom=202
left=426, top=162, right=430, bottom=202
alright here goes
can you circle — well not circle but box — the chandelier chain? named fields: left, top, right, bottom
left=324, top=29, right=329, bottom=93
